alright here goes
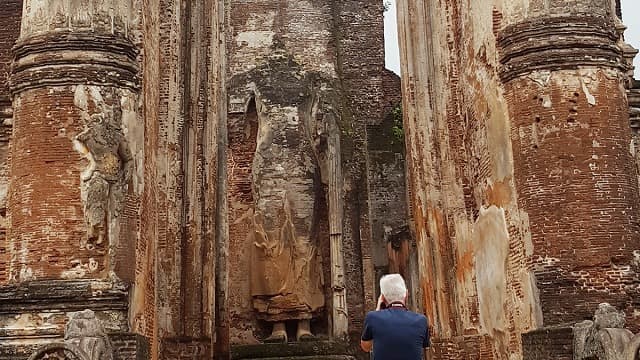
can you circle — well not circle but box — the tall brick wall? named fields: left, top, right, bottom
left=0, top=1, right=148, bottom=359
left=334, top=0, right=387, bottom=340
left=132, top=1, right=223, bottom=358
left=0, top=0, right=21, bottom=285
left=396, top=0, right=560, bottom=358
left=398, top=0, right=640, bottom=359
left=366, top=69, right=410, bottom=301
left=1, top=1, right=394, bottom=359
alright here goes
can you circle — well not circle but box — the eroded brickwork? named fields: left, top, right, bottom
left=397, top=0, right=640, bottom=359
left=365, top=69, right=410, bottom=300
left=0, top=1, right=146, bottom=359
left=334, top=0, right=386, bottom=341
left=1, top=0, right=399, bottom=358
left=9, top=87, right=103, bottom=281
left=506, top=69, right=640, bottom=328
left=0, top=0, right=21, bottom=285
left=132, top=1, right=224, bottom=359
left=397, top=3, right=540, bottom=359
left=12, top=0, right=640, bottom=359
left=225, top=0, right=395, bottom=350
left=522, top=326, right=574, bottom=360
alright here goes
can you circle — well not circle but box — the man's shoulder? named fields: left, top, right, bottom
left=365, top=309, right=428, bottom=322
left=406, top=311, right=428, bottom=324
left=364, top=310, right=394, bottom=324
left=364, top=310, right=381, bottom=320
left=409, top=311, right=427, bottom=320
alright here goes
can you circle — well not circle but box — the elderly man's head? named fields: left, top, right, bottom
left=380, top=274, right=407, bottom=304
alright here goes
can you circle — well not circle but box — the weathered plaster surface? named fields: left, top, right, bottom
left=20, top=0, right=135, bottom=38
left=398, top=0, right=639, bottom=359
left=225, top=0, right=389, bottom=349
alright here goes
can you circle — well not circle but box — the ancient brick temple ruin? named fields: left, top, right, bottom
left=1, top=0, right=640, bottom=359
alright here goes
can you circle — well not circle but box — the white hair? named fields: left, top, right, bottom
left=380, top=274, right=407, bottom=303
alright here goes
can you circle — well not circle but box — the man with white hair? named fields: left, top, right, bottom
left=360, top=274, right=430, bottom=359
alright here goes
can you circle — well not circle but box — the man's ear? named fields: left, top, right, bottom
left=381, top=295, right=387, bottom=304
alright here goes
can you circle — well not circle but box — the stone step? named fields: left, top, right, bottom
left=242, top=356, right=355, bottom=360
left=231, top=341, right=356, bottom=360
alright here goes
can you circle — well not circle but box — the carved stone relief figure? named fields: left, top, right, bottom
left=73, top=86, right=133, bottom=251
left=574, top=303, right=640, bottom=360
left=27, top=309, right=112, bottom=360
left=64, top=309, right=114, bottom=360
left=249, top=94, right=330, bottom=343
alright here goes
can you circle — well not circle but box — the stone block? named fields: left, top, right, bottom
left=231, top=341, right=354, bottom=359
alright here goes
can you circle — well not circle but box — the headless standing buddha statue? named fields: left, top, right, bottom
left=249, top=94, right=327, bottom=343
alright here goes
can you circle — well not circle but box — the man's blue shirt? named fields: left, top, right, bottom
left=361, top=307, right=430, bottom=360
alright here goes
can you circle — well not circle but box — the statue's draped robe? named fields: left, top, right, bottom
left=249, top=101, right=325, bottom=322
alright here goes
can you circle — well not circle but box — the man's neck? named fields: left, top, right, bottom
left=387, top=301, right=406, bottom=309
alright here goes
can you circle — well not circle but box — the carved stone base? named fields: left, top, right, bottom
left=523, top=304, right=640, bottom=360
left=160, top=338, right=211, bottom=360
left=0, top=333, right=149, bottom=360
left=240, top=357, right=354, bottom=360
left=0, top=279, right=129, bottom=338
left=0, top=279, right=149, bottom=360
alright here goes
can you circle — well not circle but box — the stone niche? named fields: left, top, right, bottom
left=225, top=56, right=343, bottom=346
left=222, top=52, right=408, bottom=360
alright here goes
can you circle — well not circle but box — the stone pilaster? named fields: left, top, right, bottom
left=499, top=1, right=640, bottom=334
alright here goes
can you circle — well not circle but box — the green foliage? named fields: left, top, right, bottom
left=383, top=0, right=391, bottom=12
left=390, top=103, right=404, bottom=145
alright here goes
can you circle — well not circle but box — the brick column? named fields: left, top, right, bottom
left=8, top=1, right=138, bottom=283
left=0, top=1, right=143, bottom=359
left=499, top=2, right=640, bottom=329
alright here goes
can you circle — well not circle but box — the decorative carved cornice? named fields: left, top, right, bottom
left=10, top=32, right=139, bottom=94
left=498, top=16, right=625, bottom=82
left=0, top=279, right=128, bottom=314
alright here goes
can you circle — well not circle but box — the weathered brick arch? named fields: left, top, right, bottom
left=27, top=343, right=88, bottom=360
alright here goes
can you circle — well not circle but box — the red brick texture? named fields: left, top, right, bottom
left=133, top=1, right=222, bottom=358
left=8, top=87, right=106, bottom=281
left=226, top=108, right=260, bottom=339
left=506, top=69, right=640, bottom=329
left=396, top=1, right=640, bottom=359
left=0, top=0, right=21, bottom=95
left=522, top=326, right=574, bottom=360
left=0, top=0, right=21, bottom=285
